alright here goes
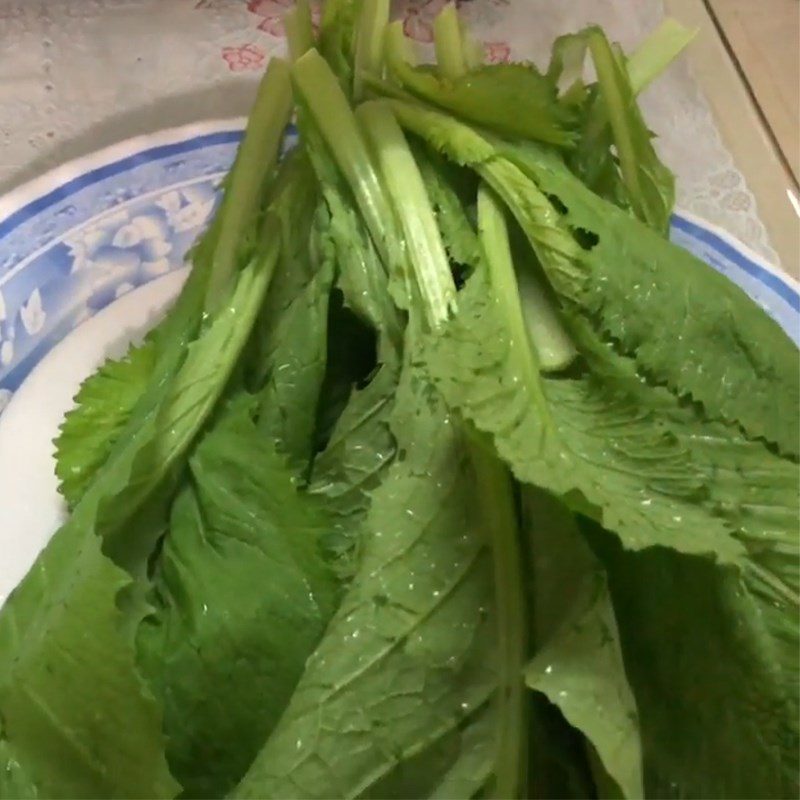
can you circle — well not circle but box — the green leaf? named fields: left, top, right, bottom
left=478, top=182, right=576, bottom=374
left=383, top=24, right=577, bottom=147
left=257, top=259, right=335, bottom=471
left=558, top=318, right=799, bottom=798
left=360, top=704, right=496, bottom=800
left=138, top=396, right=340, bottom=798
left=309, top=358, right=398, bottom=531
left=0, top=520, right=178, bottom=799
left=523, top=488, right=643, bottom=800
left=55, top=60, right=296, bottom=509
left=246, top=150, right=323, bottom=392
left=428, top=706, right=497, bottom=799
left=103, top=243, right=279, bottom=570
left=54, top=337, right=158, bottom=509
left=295, top=103, right=402, bottom=344
left=587, top=522, right=799, bottom=799
left=498, top=137, right=800, bottom=457
left=0, top=739, right=38, bottom=799
left=414, top=143, right=482, bottom=274
left=423, top=267, right=743, bottom=562
left=527, top=695, right=598, bottom=800
left=52, top=221, right=218, bottom=511
left=359, top=704, right=494, bottom=800
left=232, top=363, right=496, bottom=799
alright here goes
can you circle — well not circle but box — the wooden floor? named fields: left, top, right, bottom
left=707, top=0, right=799, bottom=185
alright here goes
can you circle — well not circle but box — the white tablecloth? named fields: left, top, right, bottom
left=0, top=0, right=777, bottom=263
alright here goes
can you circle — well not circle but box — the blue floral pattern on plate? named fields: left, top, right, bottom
left=0, top=120, right=796, bottom=417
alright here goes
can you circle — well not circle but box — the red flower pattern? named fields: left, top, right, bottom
left=401, top=0, right=447, bottom=44
left=246, top=0, right=321, bottom=38
left=399, top=1, right=511, bottom=63
left=484, top=40, right=510, bottom=64
left=204, top=1, right=513, bottom=72
left=221, top=43, right=267, bottom=72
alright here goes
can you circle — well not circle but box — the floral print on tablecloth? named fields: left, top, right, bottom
left=210, top=0, right=511, bottom=69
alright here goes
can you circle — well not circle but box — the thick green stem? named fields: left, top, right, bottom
left=460, top=18, right=485, bottom=71
left=292, top=49, right=398, bottom=267
left=389, top=98, right=586, bottom=307
left=468, top=434, right=527, bottom=800
left=357, top=100, right=456, bottom=327
left=478, top=184, right=543, bottom=388
left=353, top=0, right=390, bottom=100
left=284, top=0, right=314, bottom=62
left=384, top=19, right=417, bottom=71
left=433, top=4, right=467, bottom=80
left=516, top=265, right=577, bottom=372
left=204, top=58, right=293, bottom=311
left=478, top=182, right=576, bottom=378
left=627, top=18, right=696, bottom=94
left=587, top=31, right=642, bottom=213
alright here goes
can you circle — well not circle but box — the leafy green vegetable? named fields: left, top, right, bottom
left=233, top=359, right=497, bottom=799
left=256, top=257, right=334, bottom=471
left=0, top=58, right=295, bottom=799
left=422, top=264, right=744, bottom=561
left=499, top=137, right=800, bottom=457
left=3, top=4, right=798, bottom=798
left=138, top=395, right=340, bottom=798
left=523, top=487, right=643, bottom=800
left=0, top=231, right=278, bottom=799
left=360, top=704, right=495, bottom=800
left=203, top=58, right=294, bottom=307
left=587, top=522, right=799, bottom=799
left=0, top=514, right=178, bottom=799
left=390, top=100, right=799, bottom=456
left=292, top=49, right=400, bottom=273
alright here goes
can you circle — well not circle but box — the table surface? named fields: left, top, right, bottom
left=708, top=0, right=799, bottom=185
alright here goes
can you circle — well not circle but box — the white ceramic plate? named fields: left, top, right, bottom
left=0, top=120, right=797, bottom=605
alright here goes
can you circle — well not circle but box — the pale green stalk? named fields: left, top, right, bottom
left=628, top=18, right=696, bottom=94
left=468, top=434, right=527, bottom=800
left=353, top=0, right=390, bottom=100
left=433, top=3, right=467, bottom=79
left=291, top=49, right=398, bottom=266
left=284, top=0, right=314, bottom=62
left=357, top=100, right=456, bottom=327
left=204, top=58, right=293, bottom=310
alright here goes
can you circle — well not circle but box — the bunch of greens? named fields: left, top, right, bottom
left=1, top=2, right=797, bottom=799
